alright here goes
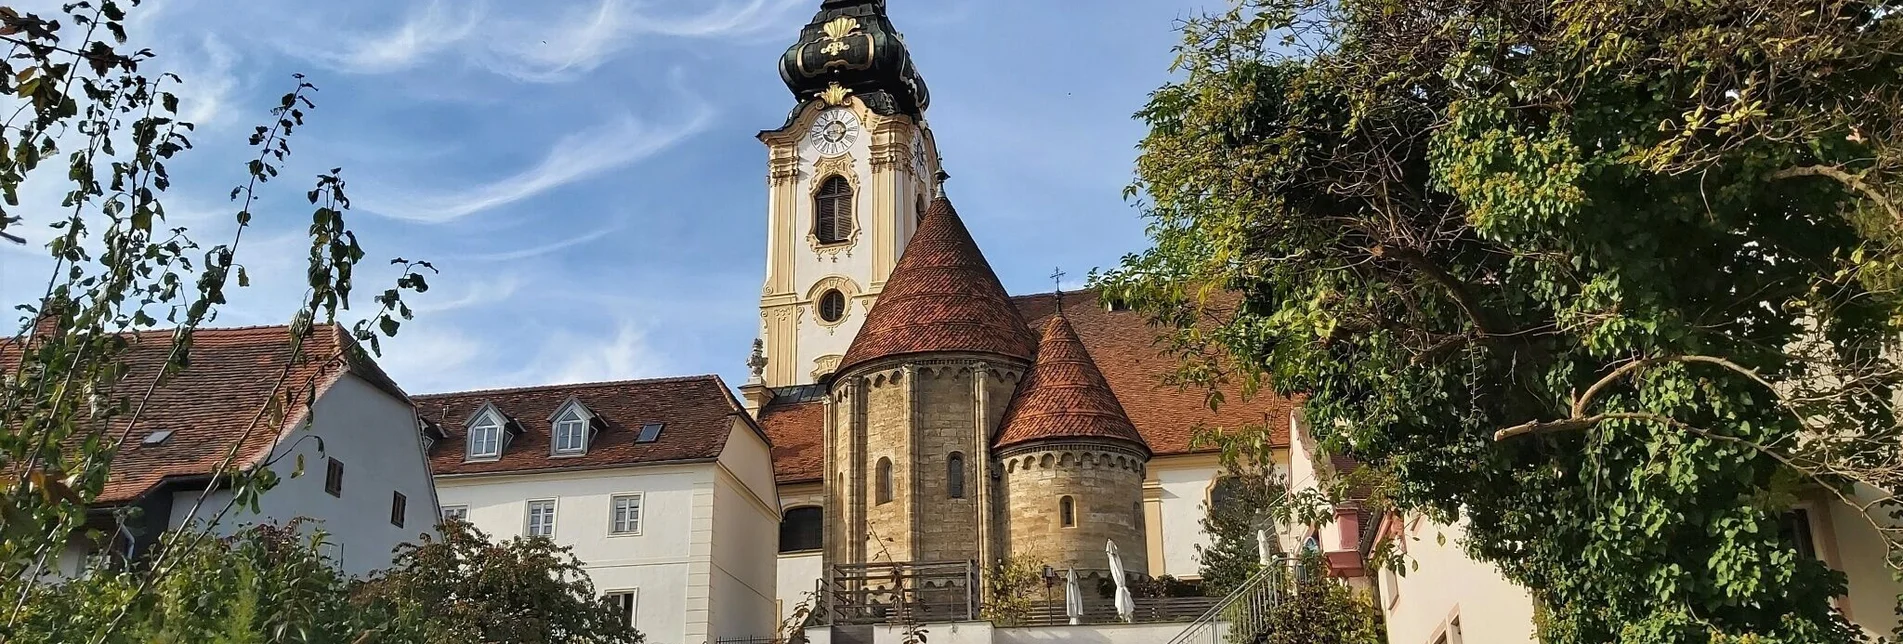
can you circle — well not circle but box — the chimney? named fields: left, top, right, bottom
left=30, top=295, right=69, bottom=342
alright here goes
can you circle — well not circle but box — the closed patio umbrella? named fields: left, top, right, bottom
left=1107, top=540, right=1134, bottom=623
left=1064, top=568, right=1083, bottom=625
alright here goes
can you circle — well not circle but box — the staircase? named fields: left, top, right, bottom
left=1164, top=558, right=1294, bottom=644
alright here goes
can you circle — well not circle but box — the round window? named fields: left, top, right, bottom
left=818, top=290, right=847, bottom=323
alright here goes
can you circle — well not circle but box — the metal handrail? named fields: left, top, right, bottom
left=1163, top=558, right=1293, bottom=644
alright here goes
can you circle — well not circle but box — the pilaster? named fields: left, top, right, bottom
left=904, top=362, right=921, bottom=562
left=971, top=361, right=997, bottom=577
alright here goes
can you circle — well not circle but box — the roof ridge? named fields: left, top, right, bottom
left=414, top=374, right=724, bottom=399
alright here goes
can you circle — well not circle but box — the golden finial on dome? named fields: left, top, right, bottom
left=818, top=83, right=854, bottom=106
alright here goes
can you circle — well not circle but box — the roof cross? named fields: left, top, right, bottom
left=1051, top=267, right=1067, bottom=314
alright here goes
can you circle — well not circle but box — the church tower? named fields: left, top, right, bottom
left=756, top=0, right=942, bottom=389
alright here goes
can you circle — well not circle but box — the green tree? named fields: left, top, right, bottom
left=1098, top=0, right=1903, bottom=641
left=12, top=522, right=368, bottom=643
left=352, top=520, right=644, bottom=644
left=1258, top=554, right=1385, bottom=644
left=0, top=1, right=429, bottom=638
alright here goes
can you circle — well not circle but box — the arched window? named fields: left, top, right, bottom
left=876, top=457, right=894, bottom=505
left=916, top=193, right=927, bottom=225
left=818, top=290, right=847, bottom=323
left=1209, top=476, right=1244, bottom=511
left=779, top=506, right=823, bottom=553
left=814, top=176, right=854, bottom=244
left=947, top=452, right=966, bottom=499
left=1059, top=496, right=1076, bottom=528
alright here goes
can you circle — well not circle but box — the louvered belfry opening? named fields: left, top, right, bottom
left=815, top=176, right=854, bottom=244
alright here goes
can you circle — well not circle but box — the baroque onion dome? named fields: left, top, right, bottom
left=779, top=0, right=930, bottom=118
left=837, top=196, right=1038, bottom=374
left=994, top=314, right=1153, bottom=457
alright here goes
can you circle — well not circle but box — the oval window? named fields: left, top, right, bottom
left=819, top=290, right=847, bottom=323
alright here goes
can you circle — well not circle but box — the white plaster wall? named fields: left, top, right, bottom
left=1829, top=484, right=1903, bottom=638
left=792, top=109, right=879, bottom=380
left=1380, top=518, right=1537, bottom=644
left=995, top=622, right=1207, bottom=644
left=435, top=464, right=707, bottom=644
left=1145, top=459, right=1223, bottom=578
left=874, top=621, right=993, bottom=644
left=712, top=423, right=784, bottom=641
left=167, top=374, right=440, bottom=576
left=777, top=552, right=824, bottom=622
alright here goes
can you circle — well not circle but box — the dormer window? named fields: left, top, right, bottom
left=550, top=399, right=597, bottom=456
left=554, top=412, right=588, bottom=455
left=468, top=412, right=503, bottom=461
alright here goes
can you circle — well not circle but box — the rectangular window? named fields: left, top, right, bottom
left=635, top=423, right=664, bottom=443
left=1381, top=564, right=1400, bottom=608
left=526, top=500, right=557, bottom=538
left=441, top=505, right=468, bottom=523
left=604, top=590, right=637, bottom=627
left=390, top=491, right=407, bottom=528
left=468, top=419, right=501, bottom=460
left=324, top=458, right=343, bottom=497
left=554, top=417, right=587, bottom=454
left=611, top=494, right=643, bottom=535
left=1782, top=508, right=1818, bottom=560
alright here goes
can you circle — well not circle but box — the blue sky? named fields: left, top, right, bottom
left=0, top=0, right=1222, bottom=394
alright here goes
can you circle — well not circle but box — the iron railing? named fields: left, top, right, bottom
left=1164, top=557, right=1297, bottom=644
left=815, top=560, right=980, bottom=625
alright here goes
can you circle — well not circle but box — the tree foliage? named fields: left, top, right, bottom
left=0, top=1, right=432, bottom=639
left=354, top=520, right=644, bottom=644
left=1258, top=555, right=1385, bottom=644
left=7, top=521, right=643, bottom=643
left=1099, top=0, right=1903, bottom=641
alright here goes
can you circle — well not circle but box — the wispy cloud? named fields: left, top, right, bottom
left=464, top=219, right=625, bottom=263
left=411, top=275, right=524, bottom=315
left=376, top=324, right=487, bottom=392
left=360, top=107, right=714, bottom=224
left=307, top=0, right=484, bottom=74
left=286, top=0, right=805, bottom=82
left=515, top=321, right=675, bottom=386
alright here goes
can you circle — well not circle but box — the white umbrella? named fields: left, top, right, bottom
left=1064, top=568, right=1083, bottom=625
left=1107, top=540, right=1134, bottom=623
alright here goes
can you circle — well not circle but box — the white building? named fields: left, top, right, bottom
left=55, top=324, right=440, bottom=578
left=1280, top=414, right=1903, bottom=643
left=417, top=376, right=781, bottom=644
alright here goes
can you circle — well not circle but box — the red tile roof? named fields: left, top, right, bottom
left=838, top=196, right=1039, bottom=375
left=5, top=324, right=405, bottom=504
left=757, top=290, right=1295, bottom=480
left=759, top=400, right=825, bottom=485
left=994, top=315, right=1149, bottom=455
left=416, top=375, right=747, bottom=476
left=1012, top=290, right=1294, bottom=456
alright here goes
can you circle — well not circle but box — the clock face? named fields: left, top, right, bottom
left=809, top=108, right=861, bottom=157
left=912, top=133, right=929, bottom=177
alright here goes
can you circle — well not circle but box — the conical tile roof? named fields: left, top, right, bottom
left=838, top=196, right=1039, bottom=375
left=994, top=314, right=1151, bottom=455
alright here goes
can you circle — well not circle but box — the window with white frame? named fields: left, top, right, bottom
left=526, top=500, right=557, bottom=538
left=468, top=413, right=502, bottom=460
left=554, top=410, right=588, bottom=455
left=441, top=505, right=468, bottom=523
left=604, top=590, right=637, bottom=627
left=611, top=494, right=642, bottom=535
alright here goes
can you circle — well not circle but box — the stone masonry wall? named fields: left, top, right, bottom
left=998, top=445, right=1149, bottom=576
left=911, top=363, right=980, bottom=564
left=860, top=368, right=914, bottom=562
